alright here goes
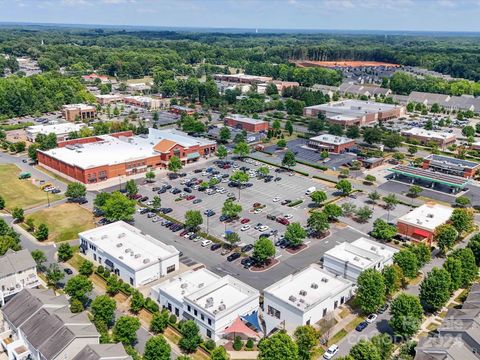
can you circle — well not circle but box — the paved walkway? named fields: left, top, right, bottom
left=228, top=350, right=259, bottom=359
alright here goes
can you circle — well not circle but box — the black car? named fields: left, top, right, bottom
left=140, top=208, right=150, bottom=214
left=158, top=188, right=167, bottom=194
left=267, top=214, right=277, bottom=221
left=168, top=173, right=179, bottom=180
left=152, top=187, right=161, bottom=191
left=51, top=188, right=61, bottom=194
left=162, top=208, right=173, bottom=214
left=227, top=252, right=241, bottom=262
left=164, top=184, right=172, bottom=190
left=64, top=268, right=73, bottom=275
left=274, top=177, right=282, bottom=182
left=183, top=187, right=193, bottom=193
left=210, top=243, right=222, bottom=251
left=172, top=189, right=181, bottom=194
left=241, top=244, right=253, bottom=252
left=378, top=303, right=389, bottom=314
left=78, top=198, right=88, bottom=204
left=140, top=196, right=149, bottom=202
left=194, top=169, right=203, bottom=173
left=179, top=173, right=187, bottom=177
left=241, top=257, right=255, bottom=268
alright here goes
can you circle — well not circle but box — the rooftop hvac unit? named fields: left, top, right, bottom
left=299, top=290, right=307, bottom=296
left=213, top=310, right=219, bottom=314
left=198, top=283, right=204, bottom=288
left=218, top=304, right=226, bottom=311
left=427, top=214, right=434, bottom=218
left=311, top=283, right=318, bottom=289
left=180, top=283, right=188, bottom=289
left=101, top=234, right=108, bottom=239
left=143, top=259, right=150, bottom=264
left=370, top=246, right=377, bottom=252
left=134, top=254, right=141, bottom=259
left=289, top=295, right=297, bottom=302
left=321, top=277, right=329, bottom=283
left=125, top=248, right=131, bottom=253
left=205, top=297, right=214, bottom=308
left=116, top=243, right=123, bottom=248
left=299, top=299, right=305, bottom=303
left=119, top=256, right=123, bottom=260
left=118, top=233, right=126, bottom=238
left=353, top=256, right=360, bottom=261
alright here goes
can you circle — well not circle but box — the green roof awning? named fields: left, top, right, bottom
left=187, top=152, right=200, bottom=159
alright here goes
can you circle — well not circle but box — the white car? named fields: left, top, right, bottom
left=253, top=208, right=263, bottom=214
left=184, top=232, right=195, bottom=239
left=241, top=225, right=251, bottom=231
left=366, top=314, right=378, bottom=323
left=284, top=214, right=293, bottom=220
left=323, top=344, right=339, bottom=359
left=259, top=225, right=269, bottom=232
left=272, top=197, right=280, bottom=202
left=201, top=240, right=212, bottom=247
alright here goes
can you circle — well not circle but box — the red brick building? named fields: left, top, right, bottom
left=307, top=134, right=356, bottom=154
left=170, top=105, right=196, bottom=115
left=62, top=104, right=97, bottom=122
left=224, top=115, right=269, bottom=133
left=37, top=129, right=217, bottom=184
left=421, top=154, right=480, bottom=178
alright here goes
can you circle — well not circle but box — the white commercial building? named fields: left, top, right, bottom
left=151, top=268, right=260, bottom=341
left=401, top=127, right=456, bottom=148
left=263, top=264, right=354, bottom=334
left=79, top=221, right=179, bottom=287
left=25, top=123, right=86, bottom=142
left=323, top=237, right=397, bottom=282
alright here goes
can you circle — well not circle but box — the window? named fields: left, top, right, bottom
left=323, top=308, right=327, bottom=317
left=194, top=309, right=198, bottom=316
left=166, top=265, right=176, bottom=274
left=93, top=254, right=97, bottom=261
left=187, top=305, right=191, bottom=312
left=334, top=300, right=338, bottom=309
left=341, top=296, right=345, bottom=304
left=206, top=329, right=212, bottom=338
left=201, top=314, right=204, bottom=321
left=208, top=318, right=212, bottom=326
left=175, top=308, right=179, bottom=317
left=129, top=277, right=134, bottom=286
left=267, top=306, right=281, bottom=319
left=167, top=303, right=172, bottom=311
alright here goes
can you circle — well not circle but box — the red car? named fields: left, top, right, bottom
left=186, top=195, right=196, bottom=200
left=179, top=230, right=189, bottom=237
left=277, top=217, right=290, bottom=225
left=240, top=218, right=250, bottom=224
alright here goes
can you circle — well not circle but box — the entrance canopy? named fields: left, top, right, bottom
left=223, top=317, right=258, bottom=338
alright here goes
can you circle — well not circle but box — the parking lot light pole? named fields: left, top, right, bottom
left=46, top=190, right=50, bottom=207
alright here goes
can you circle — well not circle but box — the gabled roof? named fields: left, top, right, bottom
left=0, top=249, right=36, bottom=278
left=72, top=344, right=132, bottom=360
left=153, top=139, right=180, bottom=153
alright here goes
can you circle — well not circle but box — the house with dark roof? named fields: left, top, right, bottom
left=0, top=249, right=39, bottom=306
left=0, top=288, right=100, bottom=360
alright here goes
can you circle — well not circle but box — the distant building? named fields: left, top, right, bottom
left=37, top=128, right=217, bottom=184
left=82, top=73, right=110, bottom=84
left=61, top=104, right=96, bottom=122
left=79, top=221, right=179, bottom=287
left=323, top=237, right=397, bottom=282
left=123, top=95, right=163, bottom=110
left=151, top=268, right=259, bottom=341
left=0, top=250, right=39, bottom=306
left=0, top=288, right=100, bottom=360
left=257, top=80, right=299, bottom=94
left=422, top=154, right=480, bottom=178
left=224, top=114, right=269, bottom=133
left=401, top=128, right=456, bottom=148
left=170, top=105, right=197, bottom=115
left=126, top=83, right=151, bottom=92
left=95, top=94, right=123, bottom=105
left=263, top=264, right=354, bottom=334
left=397, top=203, right=453, bottom=244
left=307, top=134, right=356, bottom=154
left=304, top=100, right=405, bottom=126
left=213, top=73, right=273, bottom=85
left=25, top=123, right=86, bottom=142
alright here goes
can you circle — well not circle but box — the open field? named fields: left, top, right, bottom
left=26, top=203, right=95, bottom=242
left=0, top=164, right=63, bottom=210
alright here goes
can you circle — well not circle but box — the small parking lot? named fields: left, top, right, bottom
left=138, top=157, right=337, bottom=246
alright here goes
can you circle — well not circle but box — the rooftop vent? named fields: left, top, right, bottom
left=299, top=299, right=305, bottom=303
left=427, top=213, right=434, bottom=218
left=370, top=246, right=377, bottom=252
left=125, top=248, right=131, bottom=253
left=143, top=259, right=150, bottom=264
left=198, top=283, right=204, bottom=288
left=353, top=256, right=360, bottom=261
left=289, top=295, right=297, bottom=302
left=205, top=297, right=214, bottom=308
left=321, top=277, right=329, bottom=283
left=311, top=283, right=318, bottom=289
left=118, top=233, right=126, bottom=238
left=101, top=235, right=108, bottom=239
left=119, top=256, right=123, bottom=260
left=116, top=243, right=123, bottom=248
left=180, top=283, right=188, bottom=289
left=218, top=304, right=226, bottom=311
left=299, top=290, right=307, bottom=296
left=134, top=254, right=141, bottom=259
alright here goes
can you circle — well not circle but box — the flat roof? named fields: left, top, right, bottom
left=154, top=268, right=221, bottom=302
left=79, top=221, right=178, bottom=272
left=325, top=237, right=396, bottom=270
left=389, top=165, right=470, bottom=187
left=40, top=128, right=215, bottom=169
left=305, top=100, right=400, bottom=118
left=226, top=114, right=268, bottom=125
left=397, top=203, right=453, bottom=231
left=185, top=275, right=259, bottom=316
left=26, top=123, right=85, bottom=136
left=401, top=127, right=456, bottom=140
left=62, top=103, right=96, bottom=110
left=124, top=95, right=159, bottom=103
left=264, top=264, right=352, bottom=312
left=426, top=154, right=480, bottom=170
left=309, top=134, right=355, bottom=145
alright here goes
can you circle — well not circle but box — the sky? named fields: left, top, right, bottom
left=0, top=0, right=480, bottom=32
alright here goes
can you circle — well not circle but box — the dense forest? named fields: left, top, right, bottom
left=3, top=27, right=480, bottom=119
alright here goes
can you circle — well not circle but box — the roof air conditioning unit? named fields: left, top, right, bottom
left=198, top=283, right=204, bottom=288
left=311, top=283, right=318, bottom=289
left=370, top=246, right=377, bottom=252
left=134, top=254, right=141, bottom=259
left=118, top=233, right=126, bottom=238
left=353, top=256, right=360, bottom=261
left=289, top=295, right=297, bottom=302
left=427, top=214, right=434, bottom=218
left=125, top=248, right=131, bottom=253
left=116, top=243, right=123, bottom=248
left=180, top=283, right=188, bottom=289
left=143, top=259, right=150, bottom=264
left=321, top=277, right=329, bottom=283
left=299, top=290, right=307, bottom=296
left=218, top=304, right=226, bottom=311
left=101, top=235, right=108, bottom=239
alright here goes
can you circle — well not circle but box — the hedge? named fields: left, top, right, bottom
left=287, top=199, right=303, bottom=207
left=247, top=155, right=309, bottom=177
left=144, top=297, right=160, bottom=313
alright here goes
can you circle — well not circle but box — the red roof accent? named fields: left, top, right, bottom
left=222, top=317, right=258, bottom=337
left=413, top=229, right=431, bottom=238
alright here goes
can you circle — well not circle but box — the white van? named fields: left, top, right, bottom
left=305, top=187, right=316, bottom=195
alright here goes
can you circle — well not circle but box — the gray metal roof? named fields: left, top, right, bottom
left=0, top=249, right=36, bottom=278
left=415, top=336, right=478, bottom=360
left=72, top=344, right=133, bottom=360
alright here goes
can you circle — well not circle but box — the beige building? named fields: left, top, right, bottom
left=62, top=104, right=96, bottom=122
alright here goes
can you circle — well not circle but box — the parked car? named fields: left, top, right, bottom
left=210, top=243, right=222, bottom=251
left=281, top=199, right=292, bottom=205
left=192, top=199, right=202, bottom=204
left=227, top=252, right=241, bottom=262
left=355, top=321, right=368, bottom=332
left=201, top=240, right=212, bottom=247
left=277, top=217, right=290, bottom=225
left=240, top=218, right=250, bottom=224
left=241, top=244, right=253, bottom=252
left=378, top=303, right=389, bottom=314
left=241, top=225, right=251, bottom=231
left=64, top=268, right=73, bottom=275
left=323, top=344, right=339, bottom=359
left=366, top=314, right=378, bottom=323
left=267, top=214, right=277, bottom=221
left=204, top=210, right=215, bottom=217
left=220, top=248, right=231, bottom=256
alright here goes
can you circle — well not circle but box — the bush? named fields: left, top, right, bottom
left=144, top=297, right=160, bottom=313
left=97, top=265, right=105, bottom=274
left=169, top=314, right=177, bottom=324
left=233, top=336, right=243, bottom=351
left=205, top=339, right=216, bottom=351
left=246, top=339, right=254, bottom=349
left=287, top=199, right=303, bottom=207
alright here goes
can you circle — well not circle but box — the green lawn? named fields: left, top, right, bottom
left=0, top=164, right=63, bottom=210
left=26, top=203, right=95, bottom=242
